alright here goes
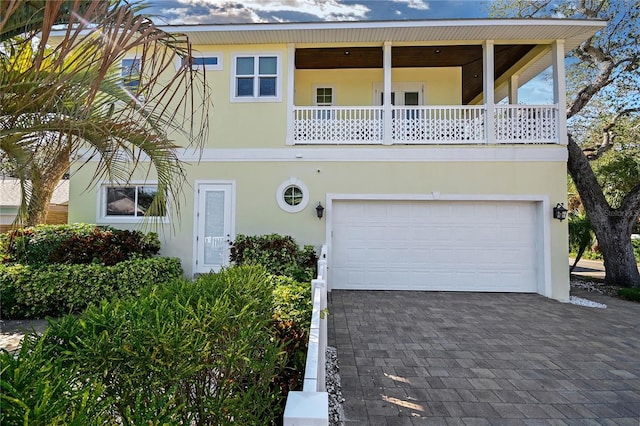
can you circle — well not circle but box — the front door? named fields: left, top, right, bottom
left=375, top=83, right=424, bottom=106
left=195, top=183, right=234, bottom=274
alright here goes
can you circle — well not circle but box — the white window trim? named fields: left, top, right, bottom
left=121, top=55, right=142, bottom=89
left=176, top=52, right=223, bottom=71
left=97, top=181, right=170, bottom=224
left=230, top=52, right=282, bottom=103
left=276, top=178, right=309, bottom=213
left=313, top=85, right=336, bottom=106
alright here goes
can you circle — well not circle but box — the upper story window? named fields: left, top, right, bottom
left=231, top=53, right=281, bottom=102
left=315, top=87, right=334, bottom=106
left=121, top=58, right=141, bottom=89
left=314, top=86, right=334, bottom=119
left=100, top=184, right=168, bottom=223
left=181, top=54, right=223, bottom=71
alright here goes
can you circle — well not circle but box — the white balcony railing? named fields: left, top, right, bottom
left=392, top=105, right=485, bottom=143
left=292, top=104, right=559, bottom=145
left=494, top=105, right=558, bottom=143
left=293, top=107, right=383, bottom=144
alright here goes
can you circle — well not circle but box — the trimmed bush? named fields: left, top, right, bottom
left=0, top=223, right=160, bottom=265
left=1, top=266, right=288, bottom=425
left=0, top=257, right=182, bottom=319
left=230, top=234, right=318, bottom=282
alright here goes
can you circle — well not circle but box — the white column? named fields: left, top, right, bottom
left=508, top=74, right=519, bottom=104
left=483, top=40, right=495, bottom=144
left=383, top=41, right=392, bottom=145
left=552, top=39, right=567, bottom=145
left=286, top=43, right=295, bottom=145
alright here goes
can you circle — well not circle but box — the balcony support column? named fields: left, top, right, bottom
left=483, top=40, right=495, bottom=144
left=552, top=39, right=567, bottom=145
left=508, top=75, right=519, bottom=104
left=383, top=41, right=392, bottom=145
left=286, top=43, right=295, bottom=145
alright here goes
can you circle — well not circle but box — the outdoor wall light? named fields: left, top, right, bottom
left=316, top=202, right=325, bottom=219
left=553, top=203, right=568, bottom=221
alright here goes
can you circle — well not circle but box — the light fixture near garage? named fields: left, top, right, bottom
left=553, top=203, right=568, bottom=221
left=316, top=202, right=325, bottom=219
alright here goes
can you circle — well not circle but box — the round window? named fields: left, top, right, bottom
left=276, top=178, right=309, bottom=213
left=283, top=185, right=304, bottom=206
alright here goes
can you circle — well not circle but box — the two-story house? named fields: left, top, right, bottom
left=68, top=18, right=605, bottom=301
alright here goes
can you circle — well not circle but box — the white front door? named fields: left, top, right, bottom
left=195, top=183, right=234, bottom=274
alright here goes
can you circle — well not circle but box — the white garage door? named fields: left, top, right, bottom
left=331, top=200, right=539, bottom=292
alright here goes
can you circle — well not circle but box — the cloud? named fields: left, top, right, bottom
left=391, top=0, right=429, bottom=11
left=154, top=0, right=371, bottom=24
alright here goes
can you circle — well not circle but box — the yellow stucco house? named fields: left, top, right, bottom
left=68, top=18, right=605, bottom=301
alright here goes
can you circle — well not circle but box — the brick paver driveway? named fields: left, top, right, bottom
left=328, top=289, right=640, bottom=425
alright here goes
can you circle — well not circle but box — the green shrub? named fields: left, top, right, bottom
left=230, top=234, right=318, bottom=282
left=1, top=266, right=287, bottom=425
left=0, top=223, right=160, bottom=265
left=633, top=239, right=640, bottom=262
left=618, top=287, right=640, bottom=302
left=1, top=333, right=111, bottom=426
left=272, top=275, right=312, bottom=332
left=0, top=257, right=182, bottom=319
left=271, top=275, right=313, bottom=395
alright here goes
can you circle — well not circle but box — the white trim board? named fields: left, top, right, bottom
left=177, top=146, right=568, bottom=162
left=324, top=193, right=553, bottom=298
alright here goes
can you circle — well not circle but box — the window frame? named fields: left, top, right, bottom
left=121, top=56, right=142, bottom=89
left=97, top=182, right=170, bottom=224
left=275, top=178, right=309, bottom=213
left=313, top=85, right=335, bottom=120
left=230, top=52, right=282, bottom=103
left=313, top=85, right=335, bottom=106
left=177, top=52, right=223, bottom=71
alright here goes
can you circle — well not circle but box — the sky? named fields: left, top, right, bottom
left=146, top=0, right=554, bottom=103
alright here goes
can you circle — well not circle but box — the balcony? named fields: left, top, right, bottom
left=292, top=104, right=558, bottom=145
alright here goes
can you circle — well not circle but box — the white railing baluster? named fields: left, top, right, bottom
left=493, top=104, right=558, bottom=144
left=293, top=104, right=558, bottom=144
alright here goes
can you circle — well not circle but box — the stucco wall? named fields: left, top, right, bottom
left=294, top=67, right=462, bottom=106
left=69, top=156, right=569, bottom=300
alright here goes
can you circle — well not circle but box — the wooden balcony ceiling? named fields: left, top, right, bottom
left=295, top=45, right=535, bottom=105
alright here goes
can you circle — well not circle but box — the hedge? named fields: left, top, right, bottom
left=0, top=223, right=160, bottom=265
left=1, top=266, right=296, bottom=425
left=0, top=257, right=182, bottom=319
left=230, top=234, right=318, bottom=282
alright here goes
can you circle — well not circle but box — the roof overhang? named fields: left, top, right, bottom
left=161, top=18, right=605, bottom=53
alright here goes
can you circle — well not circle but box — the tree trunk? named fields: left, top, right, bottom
left=567, top=134, right=640, bottom=288
left=596, top=220, right=640, bottom=288
left=24, top=148, right=70, bottom=227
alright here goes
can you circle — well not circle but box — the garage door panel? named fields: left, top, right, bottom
left=332, top=200, right=539, bottom=293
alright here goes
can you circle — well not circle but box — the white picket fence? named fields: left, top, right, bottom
left=283, top=246, right=329, bottom=425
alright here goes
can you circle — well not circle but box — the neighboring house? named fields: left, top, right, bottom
left=67, top=19, right=605, bottom=301
left=0, top=178, right=69, bottom=232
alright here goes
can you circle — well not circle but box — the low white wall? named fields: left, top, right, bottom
left=283, top=246, right=329, bottom=425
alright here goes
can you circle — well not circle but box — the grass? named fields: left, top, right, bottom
left=618, top=287, right=640, bottom=302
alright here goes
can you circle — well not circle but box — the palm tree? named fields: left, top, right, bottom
left=0, top=0, right=210, bottom=226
